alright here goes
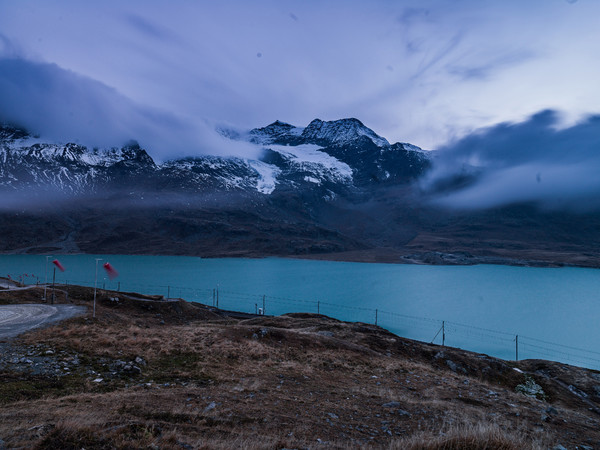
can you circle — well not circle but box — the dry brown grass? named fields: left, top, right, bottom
left=1, top=286, right=599, bottom=448
left=390, top=422, right=550, bottom=450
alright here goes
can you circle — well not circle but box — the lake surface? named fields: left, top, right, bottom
left=1, top=254, right=599, bottom=370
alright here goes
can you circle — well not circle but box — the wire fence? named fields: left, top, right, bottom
left=13, top=275, right=600, bottom=371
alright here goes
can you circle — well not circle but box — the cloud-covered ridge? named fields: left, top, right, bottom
left=0, top=57, right=260, bottom=161
left=423, top=110, right=600, bottom=211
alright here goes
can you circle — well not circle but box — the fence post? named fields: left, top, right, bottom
left=515, top=335, right=519, bottom=361
left=442, top=321, right=445, bottom=347
left=317, top=301, right=320, bottom=315
left=167, top=286, right=170, bottom=299
left=255, top=303, right=258, bottom=314
left=212, top=288, right=215, bottom=307
left=217, top=286, right=219, bottom=309
left=117, top=281, right=120, bottom=292
left=375, top=309, right=378, bottom=325
left=262, top=295, right=266, bottom=315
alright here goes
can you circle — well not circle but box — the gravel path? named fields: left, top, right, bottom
left=0, top=304, right=87, bottom=339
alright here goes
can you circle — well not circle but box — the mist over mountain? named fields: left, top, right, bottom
left=423, top=110, right=600, bottom=212
left=3, top=115, right=600, bottom=268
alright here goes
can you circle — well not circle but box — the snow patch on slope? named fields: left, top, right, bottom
left=267, top=144, right=353, bottom=182
left=247, top=160, right=281, bottom=194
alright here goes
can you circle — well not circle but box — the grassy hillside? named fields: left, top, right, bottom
left=0, top=285, right=598, bottom=449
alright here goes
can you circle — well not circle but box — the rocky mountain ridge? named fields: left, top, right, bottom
left=3, top=119, right=600, bottom=268
left=0, top=118, right=430, bottom=198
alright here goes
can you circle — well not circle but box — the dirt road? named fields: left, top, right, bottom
left=0, top=304, right=86, bottom=339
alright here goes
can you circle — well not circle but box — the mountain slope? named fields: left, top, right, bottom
left=3, top=120, right=600, bottom=267
left=0, top=119, right=430, bottom=199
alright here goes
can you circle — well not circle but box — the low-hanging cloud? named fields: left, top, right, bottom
left=0, top=56, right=260, bottom=161
left=422, top=110, right=600, bottom=211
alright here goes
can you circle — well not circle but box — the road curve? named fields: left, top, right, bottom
left=0, top=304, right=87, bottom=339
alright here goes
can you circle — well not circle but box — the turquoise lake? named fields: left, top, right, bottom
left=1, top=254, right=599, bottom=370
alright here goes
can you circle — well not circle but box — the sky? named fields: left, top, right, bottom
left=1, top=0, right=600, bottom=208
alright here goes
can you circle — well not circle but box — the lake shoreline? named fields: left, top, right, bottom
left=4, top=246, right=600, bottom=269
left=289, top=248, right=599, bottom=269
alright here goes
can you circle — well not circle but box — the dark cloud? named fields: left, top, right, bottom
left=124, top=13, right=181, bottom=43
left=423, top=110, right=600, bottom=211
left=446, top=50, right=537, bottom=82
left=0, top=57, right=260, bottom=161
left=0, top=33, right=22, bottom=58
left=398, top=7, right=430, bottom=25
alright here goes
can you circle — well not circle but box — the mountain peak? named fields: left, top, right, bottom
left=249, top=120, right=303, bottom=145
left=269, top=120, right=294, bottom=128
left=301, top=118, right=389, bottom=147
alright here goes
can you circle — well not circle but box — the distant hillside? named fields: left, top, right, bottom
left=2, top=120, right=600, bottom=267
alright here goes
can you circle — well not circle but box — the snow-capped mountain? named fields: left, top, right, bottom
left=3, top=120, right=596, bottom=266
left=0, top=118, right=430, bottom=199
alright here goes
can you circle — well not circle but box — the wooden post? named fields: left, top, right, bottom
left=375, top=309, right=378, bottom=325
left=442, top=321, right=445, bottom=347
left=216, top=286, right=219, bottom=309
left=515, top=335, right=519, bottom=361
left=317, top=301, right=320, bottom=315
left=262, top=295, right=266, bottom=315
left=167, top=286, right=170, bottom=299
left=51, top=267, right=56, bottom=305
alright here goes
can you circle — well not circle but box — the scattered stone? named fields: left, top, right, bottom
left=204, top=401, right=217, bottom=413
left=327, top=412, right=339, bottom=419
left=516, top=377, right=546, bottom=400
left=552, top=445, right=567, bottom=450
left=445, top=359, right=466, bottom=373
left=135, top=356, right=146, bottom=366
left=382, top=402, right=401, bottom=408
left=568, top=384, right=588, bottom=398
left=93, top=378, right=103, bottom=383
left=317, top=330, right=334, bottom=337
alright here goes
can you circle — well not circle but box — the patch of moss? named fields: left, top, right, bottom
left=35, top=426, right=113, bottom=450
left=148, top=352, right=211, bottom=383
left=0, top=372, right=87, bottom=404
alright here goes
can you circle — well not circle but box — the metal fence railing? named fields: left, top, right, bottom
left=12, top=277, right=600, bottom=371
